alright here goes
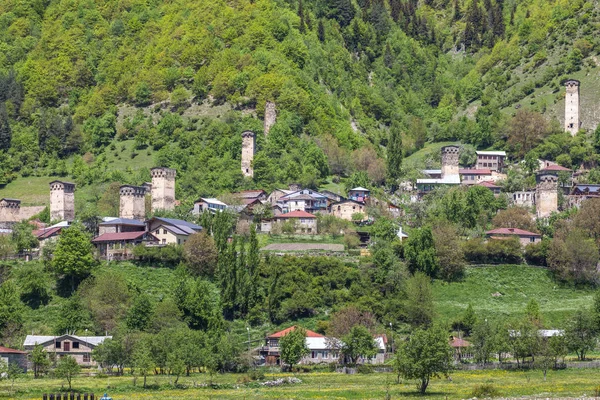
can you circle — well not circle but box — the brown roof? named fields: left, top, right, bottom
left=478, top=181, right=501, bottom=188
left=92, top=231, right=150, bottom=243
left=275, top=210, right=317, bottom=219
left=32, top=227, right=62, bottom=239
left=267, top=326, right=324, bottom=338
left=486, top=228, right=540, bottom=236
left=459, top=169, right=492, bottom=175
left=450, top=336, right=471, bottom=348
left=0, top=346, right=26, bottom=354
left=541, top=164, right=571, bottom=172
left=234, top=190, right=266, bottom=199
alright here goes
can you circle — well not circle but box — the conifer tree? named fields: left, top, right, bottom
left=298, top=0, right=306, bottom=33
left=387, top=122, right=403, bottom=188
left=317, top=19, right=325, bottom=42
left=0, top=103, right=11, bottom=151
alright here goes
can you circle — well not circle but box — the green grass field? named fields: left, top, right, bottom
left=433, top=265, right=595, bottom=327
left=4, top=368, right=600, bottom=399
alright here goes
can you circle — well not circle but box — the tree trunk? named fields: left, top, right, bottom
left=143, top=374, right=147, bottom=388
left=419, top=377, right=429, bottom=394
left=543, top=369, right=547, bottom=381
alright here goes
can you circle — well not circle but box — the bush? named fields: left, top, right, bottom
left=472, top=384, right=499, bottom=398
left=248, top=368, right=265, bottom=381
left=524, top=239, right=548, bottom=266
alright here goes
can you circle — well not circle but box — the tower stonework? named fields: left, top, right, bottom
left=441, top=145, right=460, bottom=178
left=264, top=101, right=277, bottom=135
left=564, top=79, right=580, bottom=136
left=151, top=167, right=176, bottom=213
left=241, top=130, right=256, bottom=178
left=535, top=174, right=558, bottom=219
left=119, top=185, right=146, bottom=220
left=49, top=181, right=75, bottom=221
left=0, top=199, right=21, bottom=223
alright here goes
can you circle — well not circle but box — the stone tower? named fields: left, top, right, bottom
left=441, top=145, right=460, bottom=178
left=564, top=79, right=580, bottom=136
left=151, top=167, right=176, bottom=212
left=241, top=130, right=256, bottom=178
left=535, top=173, right=558, bottom=219
left=0, top=198, right=21, bottom=223
left=264, top=101, right=277, bottom=135
left=119, top=185, right=146, bottom=220
left=49, top=180, right=75, bottom=221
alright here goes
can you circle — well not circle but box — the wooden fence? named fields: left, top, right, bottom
left=42, top=394, right=96, bottom=400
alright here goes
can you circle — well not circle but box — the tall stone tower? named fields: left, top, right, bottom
left=151, top=167, right=176, bottom=212
left=49, top=181, right=75, bottom=221
left=535, top=173, right=558, bottom=219
left=441, top=145, right=460, bottom=178
left=119, top=185, right=146, bottom=220
left=264, top=101, right=277, bottom=135
left=241, top=130, right=256, bottom=178
left=0, top=198, right=21, bottom=223
left=564, top=79, right=580, bottom=136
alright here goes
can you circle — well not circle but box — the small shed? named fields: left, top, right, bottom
left=449, top=336, right=472, bottom=361
left=0, top=346, right=28, bottom=372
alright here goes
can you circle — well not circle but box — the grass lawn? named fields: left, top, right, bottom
left=433, top=265, right=595, bottom=327
left=5, top=368, right=600, bottom=399
left=0, top=176, right=56, bottom=205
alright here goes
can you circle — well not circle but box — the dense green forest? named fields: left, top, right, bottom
left=1, top=0, right=599, bottom=203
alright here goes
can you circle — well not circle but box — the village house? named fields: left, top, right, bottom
left=568, top=184, right=600, bottom=208
left=320, top=190, right=345, bottom=204
left=511, top=191, right=535, bottom=208
left=459, top=168, right=493, bottom=185
left=193, top=198, right=228, bottom=214
left=24, top=334, right=111, bottom=367
left=32, top=226, right=63, bottom=247
left=475, top=151, right=506, bottom=172
left=348, top=187, right=370, bottom=203
left=146, top=217, right=202, bottom=245
left=486, top=228, right=541, bottom=246
left=267, top=189, right=295, bottom=206
left=233, top=190, right=267, bottom=204
left=417, top=146, right=461, bottom=195
left=261, top=210, right=318, bottom=234
left=329, top=199, right=367, bottom=221
left=92, top=231, right=158, bottom=261
left=260, top=327, right=340, bottom=365
left=477, top=181, right=502, bottom=195
left=277, top=190, right=328, bottom=213
left=0, top=346, right=28, bottom=372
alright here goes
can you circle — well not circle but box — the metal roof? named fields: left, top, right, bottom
left=476, top=151, right=507, bottom=156
left=99, top=218, right=145, bottom=226
left=24, top=335, right=112, bottom=347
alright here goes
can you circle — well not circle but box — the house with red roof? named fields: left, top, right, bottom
left=0, top=346, right=28, bottom=372
left=92, top=231, right=158, bottom=261
left=486, top=228, right=541, bottom=247
left=32, top=226, right=63, bottom=248
left=449, top=336, right=472, bottom=361
left=477, top=180, right=502, bottom=195
left=459, top=168, right=493, bottom=185
left=260, top=326, right=340, bottom=365
left=261, top=210, right=318, bottom=235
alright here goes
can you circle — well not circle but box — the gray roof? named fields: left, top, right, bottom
left=151, top=217, right=202, bottom=235
left=24, top=334, right=112, bottom=347
left=350, top=187, right=370, bottom=192
left=476, top=150, right=506, bottom=156
left=99, top=218, right=145, bottom=226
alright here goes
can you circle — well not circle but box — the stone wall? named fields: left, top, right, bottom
left=49, top=181, right=75, bottom=221
left=565, top=80, right=580, bottom=136
left=119, top=185, right=146, bottom=220
left=241, top=131, right=256, bottom=178
left=535, top=174, right=558, bottom=218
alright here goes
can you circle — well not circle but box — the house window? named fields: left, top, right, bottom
left=155, top=230, right=159, bottom=235
left=55, top=341, right=61, bottom=349
left=162, top=239, right=166, bottom=244
left=163, top=229, right=167, bottom=234
left=530, top=237, right=535, bottom=242
left=323, top=351, right=328, bottom=359
left=178, top=239, right=181, bottom=245
left=311, top=351, right=316, bottom=358
left=83, top=354, right=90, bottom=363
left=72, top=342, right=79, bottom=349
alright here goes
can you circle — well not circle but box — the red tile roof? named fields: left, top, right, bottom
left=92, top=231, right=149, bottom=243
left=486, top=228, right=540, bottom=236
left=450, top=336, right=471, bottom=348
left=0, top=346, right=26, bottom=354
left=267, top=326, right=324, bottom=338
left=32, top=227, right=62, bottom=239
left=478, top=181, right=501, bottom=188
left=275, top=210, right=317, bottom=219
left=541, top=164, right=571, bottom=172
left=459, top=169, right=492, bottom=175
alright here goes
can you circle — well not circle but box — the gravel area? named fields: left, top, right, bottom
left=261, top=243, right=345, bottom=251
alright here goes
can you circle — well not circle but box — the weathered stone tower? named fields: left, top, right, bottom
left=564, top=79, right=580, bottom=136
left=535, top=174, right=558, bottom=219
left=49, top=181, right=75, bottom=221
left=119, top=185, right=146, bottom=220
left=0, top=198, right=21, bottom=223
left=151, top=167, right=176, bottom=212
left=264, top=101, right=277, bottom=135
left=241, top=130, right=256, bottom=178
left=441, top=145, right=460, bottom=178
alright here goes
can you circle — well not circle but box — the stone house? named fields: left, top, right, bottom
left=261, top=210, right=317, bottom=234
left=475, top=151, right=506, bottom=172
left=485, top=228, right=541, bottom=247
left=329, top=199, right=367, bottom=221
left=511, top=191, right=535, bottom=208
left=98, top=218, right=145, bottom=235
left=24, top=334, right=111, bottom=367
left=459, top=168, right=493, bottom=185
left=32, top=226, right=63, bottom=248
left=266, top=189, right=295, bottom=206
left=146, top=217, right=202, bottom=245
left=477, top=181, right=502, bottom=195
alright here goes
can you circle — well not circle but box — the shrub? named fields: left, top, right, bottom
left=471, top=384, right=499, bottom=398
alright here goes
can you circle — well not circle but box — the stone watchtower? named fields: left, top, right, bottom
left=264, top=101, right=277, bottom=135
left=150, top=167, right=176, bottom=212
left=0, top=198, right=21, bottom=223
left=241, top=130, right=256, bottom=178
left=535, top=174, right=558, bottom=219
left=564, top=79, right=580, bottom=136
left=119, top=185, right=146, bottom=220
left=49, top=181, right=75, bottom=221
left=441, top=145, right=460, bottom=178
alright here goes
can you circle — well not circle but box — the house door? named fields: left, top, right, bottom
left=63, top=342, right=70, bottom=351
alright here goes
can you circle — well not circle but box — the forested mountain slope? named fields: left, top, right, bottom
left=1, top=0, right=599, bottom=204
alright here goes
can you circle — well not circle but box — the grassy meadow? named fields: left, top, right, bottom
left=3, top=368, right=600, bottom=399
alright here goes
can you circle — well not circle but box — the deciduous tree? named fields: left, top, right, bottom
left=279, top=327, right=309, bottom=370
